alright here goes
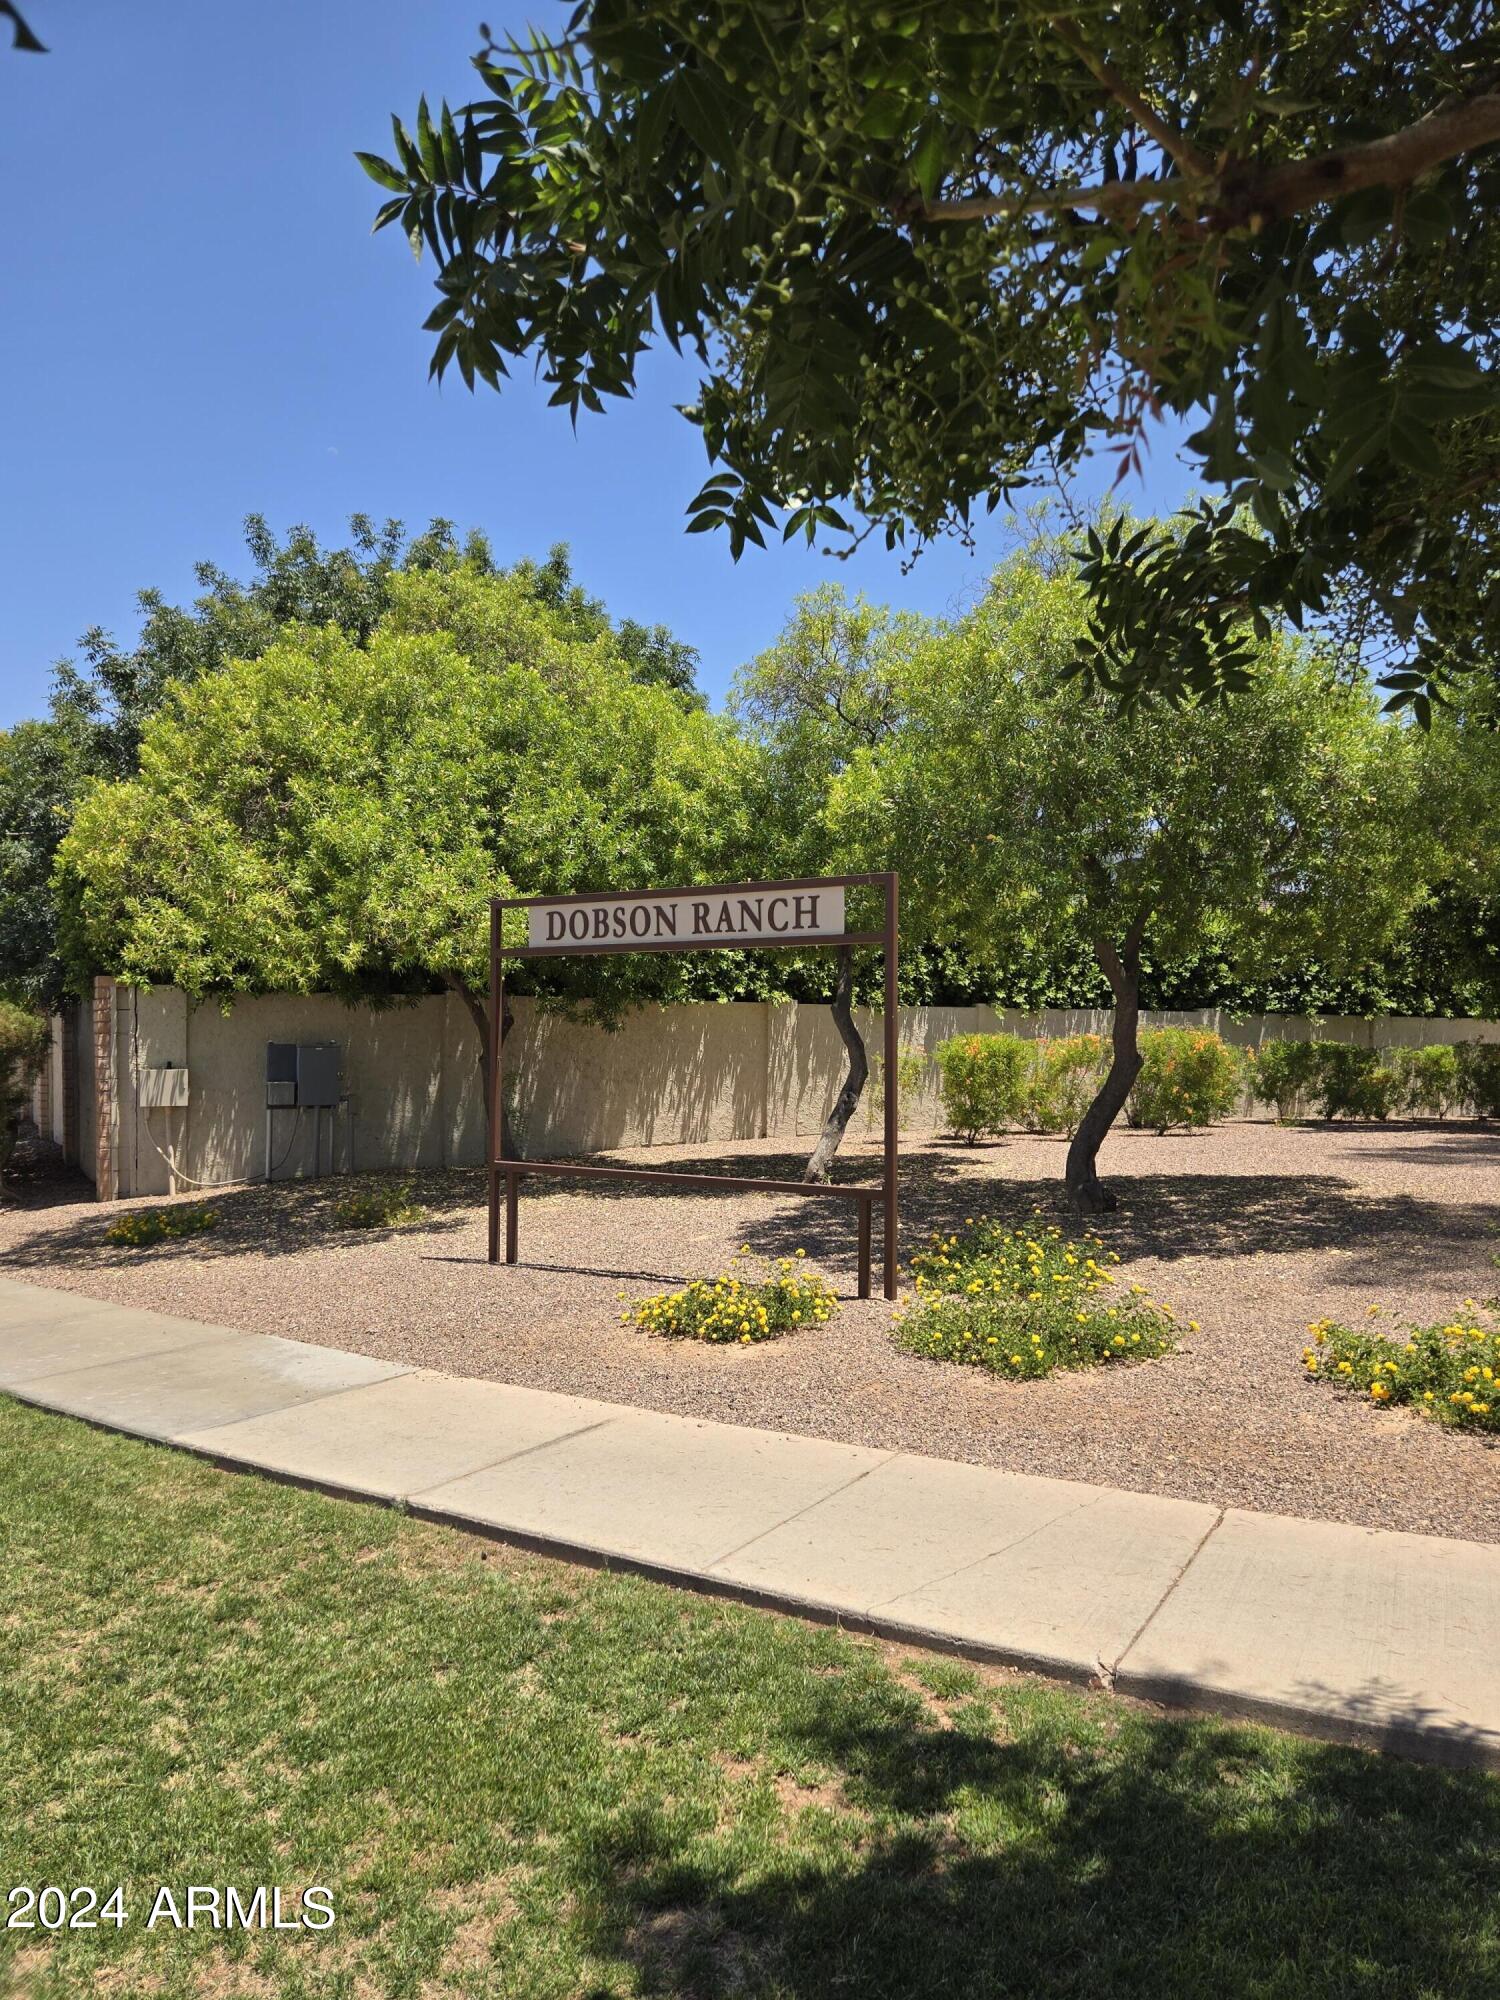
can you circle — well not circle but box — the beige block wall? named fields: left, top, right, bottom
left=66, top=988, right=1500, bottom=1197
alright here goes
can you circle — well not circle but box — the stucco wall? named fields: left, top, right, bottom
left=70, top=988, right=1500, bottom=1197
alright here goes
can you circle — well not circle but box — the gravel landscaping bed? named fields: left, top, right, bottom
left=3, top=1121, right=1498, bottom=1543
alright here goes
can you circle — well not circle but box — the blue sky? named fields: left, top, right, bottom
left=1, top=0, right=1192, bottom=725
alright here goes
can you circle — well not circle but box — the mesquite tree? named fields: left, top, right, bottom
left=54, top=588, right=750, bottom=1155
left=829, top=557, right=1430, bottom=1211
left=735, top=588, right=933, bottom=1180
left=364, top=0, right=1500, bottom=714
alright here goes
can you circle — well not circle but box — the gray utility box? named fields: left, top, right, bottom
left=265, top=1043, right=342, bottom=1108
left=138, top=1065, right=190, bottom=1109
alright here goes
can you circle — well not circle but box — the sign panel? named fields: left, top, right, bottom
left=526, top=885, right=846, bottom=950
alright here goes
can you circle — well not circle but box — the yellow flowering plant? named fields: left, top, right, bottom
left=331, top=1178, right=427, bottom=1230
left=104, top=1203, right=218, bottom=1248
left=896, top=1218, right=1178, bottom=1378
left=1303, top=1305, right=1500, bottom=1433
left=621, top=1248, right=838, bottom=1345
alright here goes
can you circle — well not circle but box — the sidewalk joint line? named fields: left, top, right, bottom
left=703, top=1452, right=900, bottom=1570
left=864, top=1489, right=1106, bottom=1617
left=405, top=1417, right=618, bottom=1500
left=1110, top=1506, right=1226, bottom=1677
left=2, top=1328, right=250, bottom=1388
left=171, top=1367, right=417, bottom=1440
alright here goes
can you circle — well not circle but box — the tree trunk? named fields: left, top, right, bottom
left=449, top=977, right=519, bottom=1161
left=803, top=947, right=869, bottom=1183
left=1065, top=929, right=1144, bottom=1215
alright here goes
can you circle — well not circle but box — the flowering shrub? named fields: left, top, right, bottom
left=1303, top=1305, right=1500, bottom=1433
left=622, top=1249, right=838, bottom=1343
left=1126, top=1028, right=1244, bottom=1134
left=105, top=1203, right=218, bottom=1247
left=895, top=1217, right=1181, bottom=1377
left=1244, top=1039, right=1325, bottom=1121
left=1021, top=1034, right=1107, bottom=1133
left=933, top=1033, right=1032, bottom=1143
left=331, top=1179, right=426, bottom=1229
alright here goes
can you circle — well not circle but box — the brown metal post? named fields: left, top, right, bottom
left=883, top=872, right=900, bottom=1299
left=487, top=901, right=501, bottom=1265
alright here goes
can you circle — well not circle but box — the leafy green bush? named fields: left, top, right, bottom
left=1021, top=1034, right=1107, bottom=1133
left=1384, top=1044, right=1461, bottom=1118
left=1313, top=1044, right=1398, bottom=1120
left=331, top=1178, right=427, bottom=1229
left=105, top=1203, right=218, bottom=1247
left=933, top=1033, right=1032, bottom=1143
left=1456, top=1041, right=1500, bottom=1119
left=896, top=1218, right=1181, bottom=1377
left=622, top=1249, right=838, bottom=1343
left=863, top=1047, right=930, bottom=1131
left=1244, top=1038, right=1325, bottom=1121
left=1126, top=1028, right=1244, bottom=1134
left=1304, top=1306, right=1500, bottom=1433
left=0, top=1000, right=49, bottom=1177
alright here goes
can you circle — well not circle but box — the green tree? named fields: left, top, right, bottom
left=734, top=586, right=935, bottom=1178
left=364, top=2, right=1500, bottom=714
left=821, top=559, right=1430, bottom=1210
left=1, top=516, right=701, bottom=1010
left=54, top=612, right=749, bottom=1144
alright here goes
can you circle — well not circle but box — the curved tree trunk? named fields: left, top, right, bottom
left=1065, top=928, right=1144, bottom=1215
left=449, top=977, right=519, bottom=1161
left=803, top=946, right=869, bottom=1183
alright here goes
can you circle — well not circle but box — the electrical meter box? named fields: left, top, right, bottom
left=265, top=1042, right=342, bottom=1108
left=296, top=1043, right=342, bottom=1108
left=265, top=1043, right=298, bottom=1109
left=138, top=1065, right=190, bottom=1109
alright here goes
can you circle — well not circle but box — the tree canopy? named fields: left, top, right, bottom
left=365, top=1, right=1500, bottom=712
left=54, top=605, right=746, bottom=1061
left=751, top=556, right=1431, bottom=1206
left=0, top=516, right=702, bottom=1010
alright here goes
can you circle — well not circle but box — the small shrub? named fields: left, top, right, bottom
left=105, top=1203, right=218, bottom=1247
left=331, top=1178, right=426, bottom=1229
left=1456, top=1041, right=1500, bottom=1119
left=1126, top=1028, right=1244, bottom=1134
left=622, top=1249, right=838, bottom=1343
left=933, top=1033, right=1032, bottom=1143
left=863, top=1047, right=930, bottom=1131
left=1244, top=1038, right=1325, bottom=1121
left=1384, top=1044, right=1461, bottom=1119
left=0, top=999, right=49, bottom=1177
left=1313, top=1043, right=1398, bottom=1120
left=1021, top=1034, right=1107, bottom=1133
left=896, top=1217, right=1181, bottom=1377
left=1304, top=1305, right=1500, bottom=1433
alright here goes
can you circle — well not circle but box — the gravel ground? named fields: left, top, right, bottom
left=3, top=1121, right=1498, bottom=1543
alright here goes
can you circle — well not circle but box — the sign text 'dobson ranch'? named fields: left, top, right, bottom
left=526, top=887, right=847, bottom=950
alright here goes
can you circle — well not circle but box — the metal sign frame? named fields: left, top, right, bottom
left=488, top=873, right=899, bottom=1299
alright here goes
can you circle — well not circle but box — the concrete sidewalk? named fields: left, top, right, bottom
left=3, top=1273, right=1497, bottom=1769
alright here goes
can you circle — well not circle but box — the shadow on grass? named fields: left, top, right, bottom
left=575, top=1694, right=1500, bottom=2000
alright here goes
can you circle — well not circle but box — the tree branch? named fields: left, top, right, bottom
left=909, top=89, right=1500, bottom=230
left=1048, top=15, right=1213, bottom=181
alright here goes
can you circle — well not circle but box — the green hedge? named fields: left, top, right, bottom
left=1245, top=1040, right=1500, bottom=1120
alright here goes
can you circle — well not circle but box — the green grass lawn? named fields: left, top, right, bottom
left=2, top=1398, right=1497, bottom=2000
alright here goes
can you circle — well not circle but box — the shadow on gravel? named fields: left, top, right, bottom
left=0, top=1165, right=481, bottom=1272
left=5, top=1137, right=1495, bottom=1297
